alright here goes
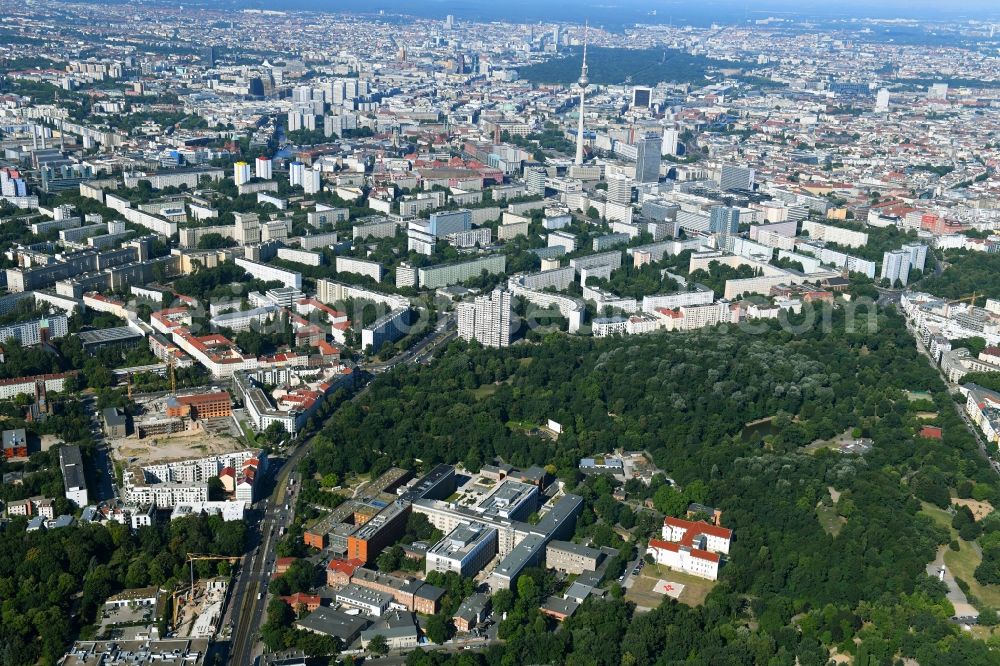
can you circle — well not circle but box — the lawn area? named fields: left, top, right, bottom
left=919, top=501, right=953, bottom=531
left=473, top=376, right=516, bottom=400
left=970, top=625, right=1000, bottom=641
left=471, top=383, right=499, bottom=400
left=816, top=504, right=846, bottom=537
left=801, top=428, right=855, bottom=455
left=919, top=502, right=1000, bottom=609
left=625, top=564, right=716, bottom=609
left=239, top=419, right=261, bottom=446
left=943, top=540, right=1000, bottom=609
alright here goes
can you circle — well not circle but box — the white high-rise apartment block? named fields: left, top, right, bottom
left=303, top=169, right=322, bottom=195
left=526, top=167, right=546, bottom=196
left=233, top=162, right=251, bottom=186
left=607, top=173, right=632, bottom=205
left=289, top=162, right=305, bottom=187
left=880, top=250, right=912, bottom=286
left=256, top=156, right=272, bottom=180
left=661, top=128, right=679, bottom=156
left=457, top=303, right=476, bottom=344
left=902, top=243, right=928, bottom=273
left=875, top=89, right=890, bottom=112
left=457, top=289, right=512, bottom=348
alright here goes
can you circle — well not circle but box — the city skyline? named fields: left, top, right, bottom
left=2, top=1, right=1000, bottom=665
left=196, top=0, right=1000, bottom=23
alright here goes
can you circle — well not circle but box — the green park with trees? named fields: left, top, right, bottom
left=294, top=303, right=1000, bottom=665
left=0, top=514, right=245, bottom=664
left=518, top=47, right=746, bottom=87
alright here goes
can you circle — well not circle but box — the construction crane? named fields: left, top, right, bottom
left=949, top=292, right=979, bottom=306
left=126, top=372, right=133, bottom=400
left=172, top=553, right=242, bottom=626
left=169, top=355, right=176, bottom=395
left=185, top=553, right=241, bottom=592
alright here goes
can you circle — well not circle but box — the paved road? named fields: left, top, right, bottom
left=224, top=311, right=458, bottom=665
left=927, top=546, right=979, bottom=621
left=90, top=444, right=117, bottom=502
left=81, top=395, right=118, bottom=501
left=369, top=311, right=456, bottom=374
left=620, top=550, right=645, bottom=590
left=224, top=466, right=299, bottom=665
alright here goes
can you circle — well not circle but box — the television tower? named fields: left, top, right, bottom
left=574, top=22, right=589, bottom=166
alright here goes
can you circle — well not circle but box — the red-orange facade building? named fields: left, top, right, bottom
left=165, top=392, right=233, bottom=420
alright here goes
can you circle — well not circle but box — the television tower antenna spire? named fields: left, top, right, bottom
left=574, top=22, right=590, bottom=166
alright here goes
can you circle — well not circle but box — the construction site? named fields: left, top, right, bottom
left=109, top=383, right=247, bottom=466
left=131, top=387, right=235, bottom=439
left=171, top=554, right=241, bottom=640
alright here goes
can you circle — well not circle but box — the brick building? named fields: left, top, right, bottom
left=326, top=558, right=364, bottom=587
left=165, top=392, right=233, bottom=420
left=349, top=567, right=444, bottom=614
left=281, top=592, right=322, bottom=612
left=346, top=501, right=410, bottom=565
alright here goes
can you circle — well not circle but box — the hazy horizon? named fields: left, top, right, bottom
left=216, top=0, right=1000, bottom=25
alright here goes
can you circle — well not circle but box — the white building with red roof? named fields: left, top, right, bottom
left=647, top=517, right=733, bottom=581
left=172, top=329, right=259, bottom=378
left=150, top=307, right=193, bottom=336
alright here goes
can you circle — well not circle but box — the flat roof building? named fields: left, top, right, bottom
left=359, top=610, right=420, bottom=651
left=532, top=493, right=583, bottom=542
left=335, top=583, right=392, bottom=617
left=2, top=428, right=28, bottom=459
left=165, top=392, right=232, bottom=420
left=488, top=493, right=584, bottom=591
left=417, top=255, right=506, bottom=289
left=489, top=533, right=546, bottom=591
left=401, top=464, right=457, bottom=501
left=296, top=607, right=369, bottom=643
left=426, top=522, right=498, bottom=577
left=473, top=480, right=538, bottom=522
left=78, top=326, right=144, bottom=353
left=546, top=540, right=604, bottom=574
left=346, top=500, right=411, bottom=565
left=59, top=444, right=89, bottom=507
left=60, top=639, right=210, bottom=666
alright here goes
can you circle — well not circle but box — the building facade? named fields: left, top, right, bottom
left=457, top=289, right=512, bottom=348
left=425, top=523, right=498, bottom=577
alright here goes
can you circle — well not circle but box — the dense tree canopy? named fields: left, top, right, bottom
left=920, top=251, right=1000, bottom=302
left=519, top=47, right=745, bottom=86
left=0, top=515, right=245, bottom=665
left=305, top=305, right=1000, bottom=663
